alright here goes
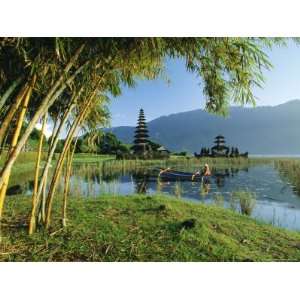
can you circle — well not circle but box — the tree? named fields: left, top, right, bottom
left=148, top=140, right=162, bottom=152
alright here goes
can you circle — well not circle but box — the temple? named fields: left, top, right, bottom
left=194, top=135, right=248, bottom=158
left=132, top=109, right=151, bottom=155
left=211, top=135, right=229, bottom=157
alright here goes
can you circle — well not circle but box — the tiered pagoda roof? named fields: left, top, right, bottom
left=132, top=109, right=150, bottom=153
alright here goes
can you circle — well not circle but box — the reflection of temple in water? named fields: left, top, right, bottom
left=212, top=167, right=248, bottom=188
left=132, top=172, right=150, bottom=194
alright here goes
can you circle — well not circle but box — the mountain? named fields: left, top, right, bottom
left=107, top=100, right=300, bottom=154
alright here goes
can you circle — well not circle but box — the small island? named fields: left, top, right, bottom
left=194, top=135, right=248, bottom=158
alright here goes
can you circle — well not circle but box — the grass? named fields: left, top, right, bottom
left=0, top=151, right=51, bottom=188
left=0, top=151, right=48, bottom=171
left=1, top=194, right=300, bottom=262
left=275, top=160, right=300, bottom=196
left=73, top=153, right=115, bottom=163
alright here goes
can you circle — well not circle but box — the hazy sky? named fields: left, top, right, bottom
left=109, top=41, right=300, bottom=127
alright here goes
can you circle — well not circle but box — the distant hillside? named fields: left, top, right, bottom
left=107, top=100, right=300, bottom=154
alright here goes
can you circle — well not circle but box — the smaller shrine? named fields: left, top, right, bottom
left=194, top=135, right=248, bottom=158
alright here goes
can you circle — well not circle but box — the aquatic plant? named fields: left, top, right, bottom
left=275, top=160, right=300, bottom=197
left=229, top=194, right=239, bottom=212
left=232, top=190, right=256, bottom=216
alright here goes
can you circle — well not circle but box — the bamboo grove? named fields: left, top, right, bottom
left=0, top=37, right=292, bottom=236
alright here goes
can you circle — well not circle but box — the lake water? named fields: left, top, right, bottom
left=14, top=162, right=300, bottom=231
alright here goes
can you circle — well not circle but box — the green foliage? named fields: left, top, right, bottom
left=2, top=122, right=46, bottom=149
left=0, top=37, right=292, bottom=119
left=29, top=127, right=45, bottom=141
left=173, top=151, right=187, bottom=156
left=148, top=140, right=162, bottom=151
left=52, top=139, right=64, bottom=153
left=75, top=131, right=129, bottom=155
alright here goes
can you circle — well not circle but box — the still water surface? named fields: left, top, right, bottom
left=58, top=163, right=300, bottom=231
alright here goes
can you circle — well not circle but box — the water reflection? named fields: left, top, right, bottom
left=131, top=167, right=246, bottom=193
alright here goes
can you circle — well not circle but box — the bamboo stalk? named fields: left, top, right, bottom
left=40, top=171, right=47, bottom=223
left=35, top=107, right=73, bottom=224
left=28, top=112, right=48, bottom=235
left=62, top=148, right=71, bottom=227
left=35, top=90, right=83, bottom=222
left=0, top=130, right=9, bottom=156
left=0, top=84, right=29, bottom=146
left=62, top=136, right=78, bottom=227
left=36, top=111, right=71, bottom=224
left=0, top=75, right=36, bottom=220
left=44, top=115, right=85, bottom=228
left=49, top=113, right=60, bottom=149
left=45, top=95, right=95, bottom=229
left=0, top=77, right=23, bottom=112
left=0, top=45, right=86, bottom=189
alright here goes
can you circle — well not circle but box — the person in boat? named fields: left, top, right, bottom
left=192, top=170, right=201, bottom=181
left=159, top=167, right=172, bottom=176
left=202, top=163, right=211, bottom=184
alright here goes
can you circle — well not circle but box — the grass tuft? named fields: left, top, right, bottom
left=231, top=190, right=256, bottom=216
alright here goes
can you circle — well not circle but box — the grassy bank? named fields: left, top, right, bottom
left=0, top=151, right=47, bottom=172
left=73, top=153, right=115, bottom=163
left=1, top=194, right=300, bottom=262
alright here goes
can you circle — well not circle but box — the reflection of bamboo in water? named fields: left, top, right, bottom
left=74, top=176, right=81, bottom=196
left=93, top=180, right=97, bottom=197
left=87, top=176, right=91, bottom=197
left=99, top=181, right=107, bottom=195
left=174, top=182, right=182, bottom=198
left=156, top=179, right=162, bottom=193
left=200, top=182, right=211, bottom=198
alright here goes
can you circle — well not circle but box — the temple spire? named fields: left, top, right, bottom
left=132, top=109, right=150, bottom=154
